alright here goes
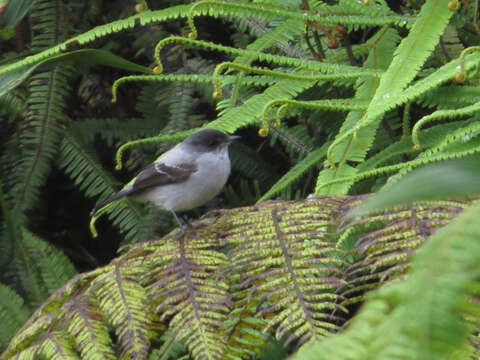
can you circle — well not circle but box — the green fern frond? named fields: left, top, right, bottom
left=59, top=128, right=145, bottom=241
left=224, top=305, right=269, bottom=360
left=1, top=197, right=469, bottom=360
left=358, top=121, right=470, bottom=172
left=0, top=4, right=192, bottom=77
left=295, top=200, right=480, bottom=360
left=340, top=202, right=464, bottom=306
left=11, top=64, right=72, bottom=215
left=315, top=28, right=399, bottom=195
left=382, top=121, right=480, bottom=189
left=153, top=37, right=382, bottom=78
left=228, top=200, right=348, bottom=345
left=324, top=0, right=455, bottom=173
left=163, top=81, right=196, bottom=134
left=316, top=123, right=480, bottom=194
left=186, top=1, right=411, bottom=41
left=412, top=102, right=480, bottom=149
left=210, top=79, right=314, bottom=133
left=20, top=229, right=76, bottom=295
left=71, top=117, right=165, bottom=148
left=229, top=142, right=277, bottom=186
left=259, top=144, right=329, bottom=202
left=94, top=265, right=151, bottom=359
left=63, top=294, right=116, bottom=359
left=142, top=233, right=229, bottom=360
left=0, top=284, right=29, bottom=350
left=9, top=0, right=71, bottom=217
left=3, top=226, right=76, bottom=310
left=419, top=86, right=480, bottom=109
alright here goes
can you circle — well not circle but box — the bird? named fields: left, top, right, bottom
left=90, top=129, right=239, bottom=236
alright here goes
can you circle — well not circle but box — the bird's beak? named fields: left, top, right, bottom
left=229, top=135, right=241, bottom=142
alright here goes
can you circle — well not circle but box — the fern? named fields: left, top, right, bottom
left=0, top=197, right=469, bottom=360
left=58, top=128, right=146, bottom=242
left=315, top=27, right=399, bottom=195
left=258, top=143, right=329, bottom=202
left=10, top=0, right=71, bottom=216
left=0, top=284, right=29, bottom=349
left=294, top=200, right=480, bottom=360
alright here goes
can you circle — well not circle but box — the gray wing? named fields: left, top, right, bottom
left=91, top=162, right=197, bottom=215
left=130, top=162, right=197, bottom=193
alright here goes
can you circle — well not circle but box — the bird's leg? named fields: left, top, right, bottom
left=171, top=210, right=193, bottom=233
left=171, top=211, right=204, bottom=239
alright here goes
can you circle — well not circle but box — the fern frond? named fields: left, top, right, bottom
left=0, top=4, right=192, bottom=77
left=295, top=200, right=480, bottom=360
left=229, top=200, right=348, bottom=345
left=258, top=144, right=329, bottom=202
left=324, top=0, right=455, bottom=173
left=11, top=64, right=72, bottom=215
left=358, top=121, right=469, bottom=172
left=1, top=197, right=468, bottom=360
left=419, top=85, right=480, bottom=109
left=71, top=118, right=165, bottom=148
left=59, top=128, right=145, bottom=241
left=340, top=202, right=464, bottom=306
left=3, top=226, right=76, bottom=309
left=186, top=1, right=411, bottom=41
left=229, top=142, right=277, bottom=186
left=93, top=265, right=151, bottom=359
left=315, top=28, right=399, bottom=195
left=20, top=229, right=76, bottom=295
left=154, top=36, right=382, bottom=78
left=382, top=121, right=480, bottom=189
left=143, top=234, right=229, bottom=360
left=10, top=0, right=71, bottom=217
left=210, top=79, right=314, bottom=133
left=412, top=101, right=480, bottom=149
left=0, top=284, right=29, bottom=350
left=63, top=294, right=116, bottom=359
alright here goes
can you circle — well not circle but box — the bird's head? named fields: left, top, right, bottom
left=184, top=129, right=240, bottom=153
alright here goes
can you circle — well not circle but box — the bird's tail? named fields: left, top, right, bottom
left=90, top=190, right=130, bottom=217
left=89, top=190, right=130, bottom=237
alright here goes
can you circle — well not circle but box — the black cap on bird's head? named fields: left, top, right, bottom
left=184, top=129, right=240, bottom=152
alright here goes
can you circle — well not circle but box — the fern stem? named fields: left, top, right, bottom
left=111, top=74, right=213, bottom=103
left=459, top=46, right=480, bottom=77
left=187, top=0, right=412, bottom=41
left=411, top=102, right=480, bottom=150
left=262, top=99, right=369, bottom=134
left=114, top=131, right=195, bottom=170
left=316, top=145, right=480, bottom=193
left=153, top=37, right=382, bottom=78
left=213, top=62, right=379, bottom=99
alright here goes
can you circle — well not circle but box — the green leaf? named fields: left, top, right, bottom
left=0, top=63, right=36, bottom=97
left=353, top=156, right=480, bottom=216
left=0, top=0, right=34, bottom=28
left=0, top=49, right=152, bottom=97
left=0, top=283, right=29, bottom=349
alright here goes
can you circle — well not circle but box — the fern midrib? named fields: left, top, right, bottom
left=15, top=68, right=60, bottom=213
left=114, top=264, right=144, bottom=347
left=71, top=297, right=98, bottom=344
left=179, top=236, right=215, bottom=360
left=14, top=233, right=47, bottom=306
left=272, top=209, right=316, bottom=339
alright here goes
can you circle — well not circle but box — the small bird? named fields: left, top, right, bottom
left=90, top=129, right=239, bottom=235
